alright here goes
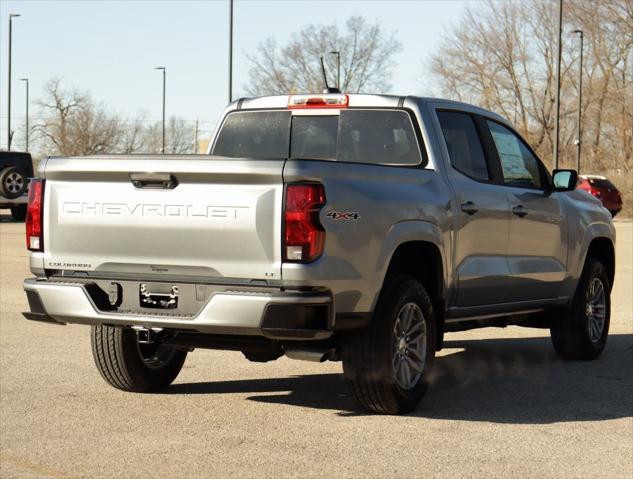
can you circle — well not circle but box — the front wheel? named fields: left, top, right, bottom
left=91, top=325, right=187, bottom=392
left=551, top=258, right=611, bottom=360
left=342, top=275, right=436, bottom=414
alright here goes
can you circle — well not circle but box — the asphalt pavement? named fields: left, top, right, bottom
left=1, top=215, right=631, bottom=478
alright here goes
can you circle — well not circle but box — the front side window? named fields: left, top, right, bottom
left=437, top=111, right=489, bottom=181
left=487, top=120, right=543, bottom=189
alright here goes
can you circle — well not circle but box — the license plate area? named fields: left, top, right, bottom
left=140, top=283, right=179, bottom=309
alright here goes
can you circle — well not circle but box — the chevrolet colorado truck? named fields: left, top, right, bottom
left=22, top=94, right=615, bottom=414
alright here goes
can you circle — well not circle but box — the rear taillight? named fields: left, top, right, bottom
left=26, top=179, right=44, bottom=251
left=283, top=183, right=326, bottom=263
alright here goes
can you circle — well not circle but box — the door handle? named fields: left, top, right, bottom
left=512, top=205, right=528, bottom=218
left=461, top=201, right=479, bottom=215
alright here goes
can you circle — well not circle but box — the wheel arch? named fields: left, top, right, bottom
left=585, top=237, right=615, bottom=289
left=383, top=241, right=445, bottom=303
left=377, top=237, right=447, bottom=350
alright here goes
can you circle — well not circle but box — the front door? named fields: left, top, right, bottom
left=485, top=120, right=567, bottom=302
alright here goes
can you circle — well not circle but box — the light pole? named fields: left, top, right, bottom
left=553, top=0, right=563, bottom=170
left=7, top=13, right=21, bottom=151
left=19, top=78, right=29, bottom=152
left=228, top=0, right=234, bottom=103
left=155, top=67, right=166, bottom=154
left=572, top=29, right=584, bottom=174
left=330, top=51, right=340, bottom=90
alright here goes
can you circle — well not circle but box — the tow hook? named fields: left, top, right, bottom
left=132, top=326, right=164, bottom=344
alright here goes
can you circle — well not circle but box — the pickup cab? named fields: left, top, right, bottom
left=23, top=94, right=616, bottom=414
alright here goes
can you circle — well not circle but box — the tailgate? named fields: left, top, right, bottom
left=43, top=156, right=285, bottom=281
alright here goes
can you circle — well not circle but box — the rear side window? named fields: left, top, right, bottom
left=487, top=120, right=543, bottom=189
left=212, top=111, right=291, bottom=158
left=437, top=111, right=489, bottom=181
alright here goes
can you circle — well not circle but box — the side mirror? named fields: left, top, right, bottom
left=552, top=169, right=578, bottom=192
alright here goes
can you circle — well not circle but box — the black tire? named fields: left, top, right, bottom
left=551, top=258, right=611, bottom=360
left=0, top=167, right=27, bottom=199
left=342, top=275, right=436, bottom=414
left=10, top=204, right=27, bottom=221
left=91, top=325, right=187, bottom=392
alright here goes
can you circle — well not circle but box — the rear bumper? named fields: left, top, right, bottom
left=23, top=278, right=333, bottom=340
left=0, top=194, right=28, bottom=207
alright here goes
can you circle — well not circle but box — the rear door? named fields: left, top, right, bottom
left=484, top=120, right=567, bottom=301
left=436, top=110, right=512, bottom=307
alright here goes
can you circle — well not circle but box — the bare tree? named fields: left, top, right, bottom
left=429, top=0, right=632, bottom=174
left=34, top=79, right=123, bottom=156
left=245, top=16, right=402, bottom=95
left=119, top=117, right=147, bottom=154
left=33, top=79, right=199, bottom=156
left=142, top=117, right=196, bottom=154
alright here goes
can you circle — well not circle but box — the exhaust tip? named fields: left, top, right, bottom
left=284, top=346, right=335, bottom=363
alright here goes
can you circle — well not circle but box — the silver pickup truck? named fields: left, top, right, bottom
left=23, top=94, right=615, bottom=414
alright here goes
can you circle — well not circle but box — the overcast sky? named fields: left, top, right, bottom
left=0, top=0, right=470, bottom=149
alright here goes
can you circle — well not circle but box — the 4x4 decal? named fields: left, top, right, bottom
left=326, top=211, right=361, bottom=221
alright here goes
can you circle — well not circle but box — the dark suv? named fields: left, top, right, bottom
left=0, top=151, right=34, bottom=221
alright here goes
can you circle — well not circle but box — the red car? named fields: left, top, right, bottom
left=577, top=175, right=623, bottom=217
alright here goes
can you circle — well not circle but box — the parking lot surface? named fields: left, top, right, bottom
left=1, top=216, right=632, bottom=478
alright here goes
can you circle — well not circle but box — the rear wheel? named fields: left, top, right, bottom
left=342, top=275, right=436, bottom=414
left=551, top=258, right=610, bottom=360
left=0, top=167, right=27, bottom=199
left=91, top=325, right=187, bottom=392
left=10, top=204, right=27, bottom=221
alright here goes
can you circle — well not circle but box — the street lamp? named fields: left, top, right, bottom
left=572, top=29, right=584, bottom=174
left=553, top=0, right=563, bottom=170
left=7, top=13, right=21, bottom=151
left=228, top=0, right=234, bottom=103
left=330, top=51, right=340, bottom=90
left=19, top=78, right=29, bottom=152
left=155, top=67, right=166, bottom=154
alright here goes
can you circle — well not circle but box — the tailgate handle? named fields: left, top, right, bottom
left=130, top=173, right=178, bottom=189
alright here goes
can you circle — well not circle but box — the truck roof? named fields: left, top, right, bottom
left=230, top=94, right=508, bottom=125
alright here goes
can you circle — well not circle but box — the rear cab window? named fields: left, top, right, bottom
left=212, top=109, right=424, bottom=166
left=212, top=111, right=290, bottom=159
